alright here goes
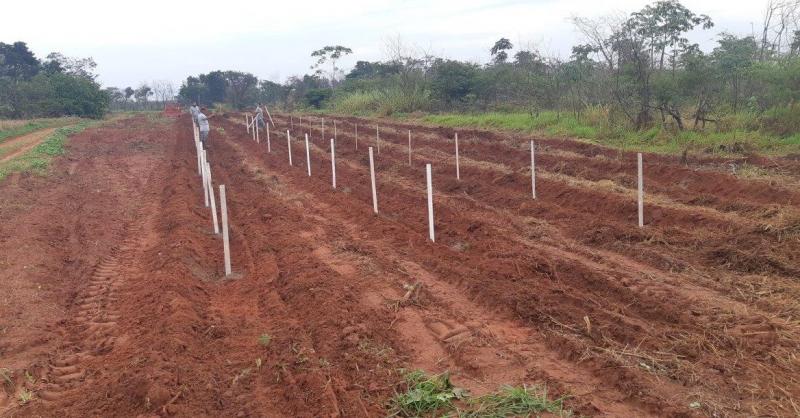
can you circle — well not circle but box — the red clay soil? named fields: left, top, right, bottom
left=1, top=112, right=798, bottom=417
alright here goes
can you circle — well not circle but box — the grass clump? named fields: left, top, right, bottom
left=388, top=370, right=570, bottom=417
left=389, top=370, right=466, bottom=417
left=258, top=333, right=272, bottom=347
left=461, top=385, right=571, bottom=418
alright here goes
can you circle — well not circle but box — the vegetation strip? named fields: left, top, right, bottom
left=0, top=122, right=92, bottom=180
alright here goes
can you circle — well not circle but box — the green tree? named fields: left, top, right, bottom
left=311, top=45, right=353, bottom=86
left=490, top=38, right=513, bottom=64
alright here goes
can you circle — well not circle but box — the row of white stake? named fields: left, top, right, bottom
left=194, top=119, right=232, bottom=276
left=248, top=116, right=646, bottom=244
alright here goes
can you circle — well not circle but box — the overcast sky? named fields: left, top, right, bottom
left=2, top=0, right=767, bottom=89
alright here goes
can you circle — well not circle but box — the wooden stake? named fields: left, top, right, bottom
left=426, top=164, right=435, bottom=242
left=287, top=130, right=293, bottom=166
left=305, top=134, right=311, bottom=176
left=369, top=147, right=378, bottom=214
left=246, top=115, right=250, bottom=133
left=252, top=118, right=256, bottom=142
left=330, top=138, right=336, bottom=189
left=455, top=133, right=460, bottom=180
left=206, top=162, right=219, bottom=234
left=255, top=118, right=260, bottom=143
left=638, top=153, right=644, bottom=227
left=531, top=140, right=536, bottom=199
left=267, top=123, right=271, bottom=153
left=220, top=185, right=232, bottom=276
left=321, top=117, right=325, bottom=141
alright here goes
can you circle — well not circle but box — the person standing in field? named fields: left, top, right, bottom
left=255, top=103, right=265, bottom=129
left=190, top=102, right=200, bottom=124
left=197, top=107, right=210, bottom=150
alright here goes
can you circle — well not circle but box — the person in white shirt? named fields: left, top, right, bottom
left=190, top=103, right=200, bottom=124
left=197, top=107, right=210, bottom=149
left=254, top=103, right=265, bottom=129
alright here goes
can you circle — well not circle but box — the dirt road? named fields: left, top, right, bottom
left=1, top=113, right=798, bottom=417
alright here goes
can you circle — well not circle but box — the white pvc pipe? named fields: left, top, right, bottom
left=426, top=164, right=435, bottom=242
left=369, top=147, right=378, bottom=214
left=376, top=125, right=380, bottom=154
left=638, top=153, right=644, bottom=227
left=267, top=123, right=271, bottom=153
left=252, top=119, right=256, bottom=142
left=196, top=141, right=201, bottom=176
left=355, top=123, right=358, bottom=150
left=330, top=138, right=336, bottom=189
left=290, top=116, right=293, bottom=129
left=220, top=185, right=232, bottom=276
left=531, top=140, right=537, bottom=199
left=408, top=130, right=412, bottom=166
left=202, top=151, right=209, bottom=207
left=305, top=134, right=311, bottom=176
left=287, top=130, right=293, bottom=166
left=207, top=162, right=219, bottom=234
left=455, top=133, right=460, bottom=180
left=255, top=118, right=260, bottom=143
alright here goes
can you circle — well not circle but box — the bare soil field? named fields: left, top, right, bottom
left=1, top=112, right=798, bottom=417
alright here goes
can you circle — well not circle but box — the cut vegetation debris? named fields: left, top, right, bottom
left=388, top=370, right=570, bottom=417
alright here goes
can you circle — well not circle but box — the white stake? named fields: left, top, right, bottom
left=408, top=130, right=412, bottom=166
left=334, top=120, right=337, bottom=140
left=246, top=115, right=250, bottom=133
left=206, top=162, right=219, bottom=234
left=202, top=151, right=209, bottom=207
left=322, top=118, right=325, bottom=141
left=220, top=185, right=232, bottom=276
left=355, top=123, right=358, bottom=150
left=531, top=140, right=537, bottom=199
left=426, top=164, right=435, bottom=242
left=369, top=147, right=378, bottom=214
left=196, top=141, right=202, bottom=176
left=638, top=153, right=644, bottom=227
left=330, top=138, right=336, bottom=189
left=305, top=133, right=312, bottom=176
left=287, top=130, right=293, bottom=166
left=376, top=125, right=380, bottom=154
left=290, top=115, right=293, bottom=129
left=299, top=115, right=302, bottom=127
left=455, top=133, right=460, bottom=180
left=255, top=118, right=260, bottom=143
left=267, top=123, right=271, bottom=152
left=252, top=119, right=256, bottom=142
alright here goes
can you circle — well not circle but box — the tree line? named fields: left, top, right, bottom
left=179, top=0, right=800, bottom=139
left=0, top=42, right=108, bottom=118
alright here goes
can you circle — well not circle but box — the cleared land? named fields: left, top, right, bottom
left=0, top=113, right=799, bottom=417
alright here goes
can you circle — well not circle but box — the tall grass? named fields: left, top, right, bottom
left=332, top=88, right=430, bottom=116
left=418, top=111, right=800, bottom=156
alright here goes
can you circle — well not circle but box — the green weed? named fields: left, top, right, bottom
left=389, top=370, right=467, bottom=417
left=461, top=385, right=571, bottom=418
